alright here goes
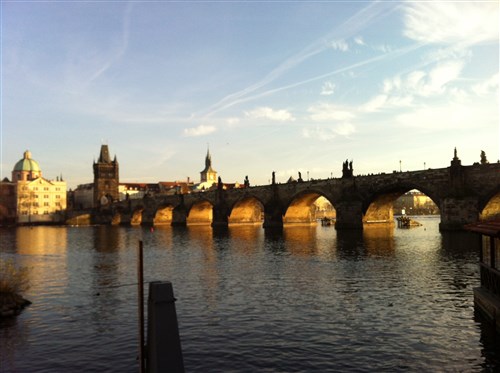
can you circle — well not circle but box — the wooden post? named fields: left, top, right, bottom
left=147, top=281, right=185, bottom=373
left=138, top=240, right=145, bottom=373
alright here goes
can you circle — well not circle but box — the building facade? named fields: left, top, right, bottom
left=0, top=150, right=67, bottom=224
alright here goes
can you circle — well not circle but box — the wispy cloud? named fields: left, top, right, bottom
left=183, top=124, right=216, bottom=137
left=245, top=107, right=295, bottom=122
left=89, top=2, right=134, bottom=82
left=302, top=122, right=355, bottom=141
left=308, top=103, right=355, bottom=122
left=331, top=39, right=349, bottom=52
left=403, top=2, right=499, bottom=46
left=199, top=1, right=396, bottom=118
left=320, top=81, right=335, bottom=96
left=472, top=73, right=499, bottom=96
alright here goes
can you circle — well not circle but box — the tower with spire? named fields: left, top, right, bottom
left=93, top=144, right=119, bottom=206
left=200, top=148, right=217, bottom=185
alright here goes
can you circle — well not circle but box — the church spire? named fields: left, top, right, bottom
left=205, top=147, right=212, bottom=168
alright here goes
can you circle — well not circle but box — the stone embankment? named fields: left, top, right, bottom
left=0, top=293, right=31, bottom=318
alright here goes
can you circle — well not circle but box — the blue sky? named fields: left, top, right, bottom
left=1, top=1, right=498, bottom=189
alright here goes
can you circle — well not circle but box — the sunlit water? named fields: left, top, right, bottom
left=1, top=217, right=499, bottom=372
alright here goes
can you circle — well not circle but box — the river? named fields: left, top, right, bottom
left=1, top=216, right=499, bottom=372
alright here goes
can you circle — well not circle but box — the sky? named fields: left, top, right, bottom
left=1, top=0, right=498, bottom=189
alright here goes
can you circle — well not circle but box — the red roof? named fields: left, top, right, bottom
left=464, top=220, right=500, bottom=237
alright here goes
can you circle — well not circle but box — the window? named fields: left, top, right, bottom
left=44, top=202, right=49, bottom=206
left=44, top=195, right=49, bottom=199
left=44, top=187, right=49, bottom=191
left=44, top=210, right=49, bottom=215
left=55, top=202, right=61, bottom=206
left=56, top=195, right=61, bottom=199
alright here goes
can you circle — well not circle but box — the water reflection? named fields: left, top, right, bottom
left=363, top=225, right=395, bottom=257
left=1, top=219, right=499, bottom=372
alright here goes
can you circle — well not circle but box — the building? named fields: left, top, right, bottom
left=194, top=149, right=217, bottom=191
left=72, top=145, right=120, bottom=209
left=0, top=150, right=67, bottom=224
left=393, top=190, right=439, bottom=215
left=93, top=144, right=119, bottom=206
left=465, top=220, right=500, bottom=333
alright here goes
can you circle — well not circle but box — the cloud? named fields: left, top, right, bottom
left=245, top=107, right=295, bottom=122
left=308, top=103, right=355, bottom=122
left=89, top=2, right=134, bottom=82
left=320, top=81, right=335, bottom=96
left=199, top=2, right=396, bottom=118
left=472, top=73, right=499, bottom=96
left=183, top=124, right=216, bottom=137
left=331, top=39, right=349, bottom=52
left=396, top=103, right=484, bottom=130
left=354, top=36, right=365, bottom=46
left=403, top=2, right=499, bottom=46
left=302, top=123, right=355, bottom=141
left=226, top=117, right=240, bottom=126
left=363, top=59, right=464, bottom=112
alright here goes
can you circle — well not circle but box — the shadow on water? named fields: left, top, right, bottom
left=474, top=309, right=500, bottom=371
left=336, top=229, right=364, bottom=259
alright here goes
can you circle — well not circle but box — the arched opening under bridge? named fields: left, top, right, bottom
left=364, top=188, right=440, bottom=226
left=187, top=201, right=213, bottom=225
left=154, top=205, right=174, bottom=225
left=228, top=197, right=263, bottom=225
left=480, top=191, right=500, bottom=221
left=284, top=193, right=336, bottom=225
left=131, top=208, right=144, bottom=225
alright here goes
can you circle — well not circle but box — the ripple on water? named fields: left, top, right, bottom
left=0, top=222, right=497, bottom=372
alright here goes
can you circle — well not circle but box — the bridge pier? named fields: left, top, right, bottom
left=211, top=204, right=229, bottom=228
left=263, top=201, right=284, bottom=229
left=439, top=196, right=480, bottom=231
left=334, top=200, right=363, bottom=230
left=171, top=206, right=187, bottom=226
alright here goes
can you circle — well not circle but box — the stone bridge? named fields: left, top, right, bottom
left=106, top=158, right=500, bottom=231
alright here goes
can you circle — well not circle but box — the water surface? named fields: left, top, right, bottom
left=1, top=217, right=499, bottom=372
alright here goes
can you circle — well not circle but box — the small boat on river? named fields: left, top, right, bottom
left=396, top=215, right=422, bottom=228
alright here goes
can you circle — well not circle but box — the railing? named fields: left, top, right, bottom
left=480, top=263, right=500, bottom=297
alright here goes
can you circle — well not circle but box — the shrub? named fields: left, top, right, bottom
left=0, top=258, right=30, bottom=295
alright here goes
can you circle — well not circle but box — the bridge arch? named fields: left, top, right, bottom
left=187, top=200, right=213, bottom=225
left=228, top=196, right=264, bottom=225
left=283, top=190, right=336, bottom=224
left=131, top=207, right=144, bottom=225
left=153, top=204, right=175, bottom=225
left=363, top=183, right=440, bottom=224
left=480, top=187, right=500, bottom=221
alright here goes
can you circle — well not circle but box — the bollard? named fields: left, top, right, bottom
left=147, top=281, right=185, bottom=373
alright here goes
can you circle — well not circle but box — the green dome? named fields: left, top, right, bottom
left=13, top=150, right=41, bottom=172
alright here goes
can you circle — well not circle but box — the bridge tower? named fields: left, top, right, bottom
left=439, top=148, right=479, bottom=230
left=93, top=144, right=119, bottom=208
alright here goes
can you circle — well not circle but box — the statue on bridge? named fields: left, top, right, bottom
left=272, top=171, right=276, bottom=185
left=244, top=175, right=250, bottom=188
left=298, top=171, right=303, bottom=183
left=342, top=159, right=354, bottom=178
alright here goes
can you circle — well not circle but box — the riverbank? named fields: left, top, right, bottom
left=0, top=293, right=31, bottom=318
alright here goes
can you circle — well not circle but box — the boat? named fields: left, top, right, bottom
left=396, top=215, right=422, bottom=228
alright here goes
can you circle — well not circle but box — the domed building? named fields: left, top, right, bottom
left=12, top=150, right=42, bottom=182
left=0, top=150, right=67, bottom=225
